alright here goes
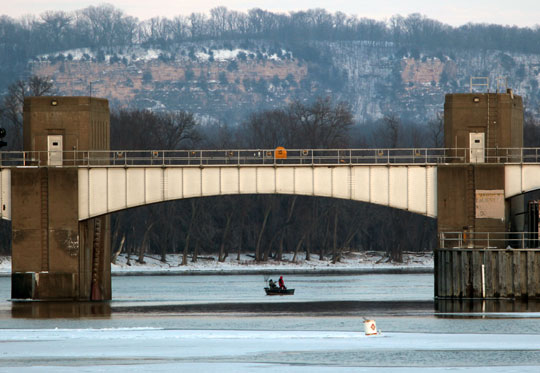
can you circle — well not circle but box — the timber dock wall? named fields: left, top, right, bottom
left=435, top=248, right=540, bottom=299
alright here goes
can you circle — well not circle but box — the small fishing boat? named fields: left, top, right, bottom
left=264, top=287, right=295, bottom=295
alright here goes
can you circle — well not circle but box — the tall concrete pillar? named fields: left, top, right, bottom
left=11, top=97, right=110, bottom=301
left=439, top=91, right=523, bottom=244
left=435, top=90, right=540, bottom=299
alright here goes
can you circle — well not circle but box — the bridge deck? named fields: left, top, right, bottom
left=2, top=148, right=540, bottom=221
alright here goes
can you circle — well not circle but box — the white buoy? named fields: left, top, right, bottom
left=363, top=319, right=378, bottom=336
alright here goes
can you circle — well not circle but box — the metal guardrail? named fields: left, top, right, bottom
left=0, top=147, right=538, bottom=167
left=439, top=231, right=540, bottom=250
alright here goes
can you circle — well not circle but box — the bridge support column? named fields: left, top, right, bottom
left=11, top=168, right=110, bottom=301
left=437, top=164, right=507, bottom=244
left=79, top=216, right=111, bottom=301
left=437, top=91, right=537, bottom=299
left=436, top=163, right=511, bottom=299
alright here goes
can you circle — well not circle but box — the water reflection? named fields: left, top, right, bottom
left=11, top=301, right=111, bottom=319
left=110, top=300, right=435, bottom=316
left=435, top=298, right=540, bottom=316
left=5, top=275, right=540, bottom=319
left=11, top=299, right=540, bottom=319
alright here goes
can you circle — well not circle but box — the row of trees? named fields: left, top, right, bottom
left=2, top=5, right=540, bottom=68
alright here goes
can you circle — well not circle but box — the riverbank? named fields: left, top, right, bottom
left=0, top=251, right=433, bottom=276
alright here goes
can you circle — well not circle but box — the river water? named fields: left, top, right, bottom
left=1, top=273, right=540, bottom=372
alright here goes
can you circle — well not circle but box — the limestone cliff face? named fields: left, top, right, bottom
left=323, top=41, right=540, bottom=122
left=30, top=41, right=540, bottom=124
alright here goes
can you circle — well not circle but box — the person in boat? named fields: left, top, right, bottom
left=268, top=279, right=278, bottom=289
left=278, top=276, right=286, bottom=290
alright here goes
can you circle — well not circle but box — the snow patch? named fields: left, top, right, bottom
left=109, top=251, right=433, bottom=274
left=0, top=252, right=432, bottom=274
left=34, top=45, right=293, bottom=64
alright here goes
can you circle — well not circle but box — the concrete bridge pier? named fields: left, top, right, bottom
left=11, top=168, right=110, bottom=300
left=11, top=96, right=111, bottom=301
left=79, top=216, right=111, bottom=301
left=436, top=90, right=540, bottom=299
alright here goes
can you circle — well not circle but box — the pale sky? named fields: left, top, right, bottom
left=2, top=0, right=539, bottom=27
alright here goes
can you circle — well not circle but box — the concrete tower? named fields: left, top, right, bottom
left=11, top=96, right=111, bottom=300
left=434, top=89, right=540, bottom=300
left=438, top=90, right=523, bottom=238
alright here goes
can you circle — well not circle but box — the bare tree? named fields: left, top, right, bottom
left=240, top=109, right=289, bottom=148
left=209, top=6, right=229, bottom=38
left=181, top=200, right=199, bottom=266
left=288, top=97, right=354, bottom=148
left=138, top=221, right=156, bottom=264
left=218, top=210, right=233, bottom=262
left=331, top=208, right=340, bottom=263
left=140, top=17, right=171, bottom=47
left=153, top=111, right=201, bottom=149
left=169, top=15, right=190, bottom=42
left=1, top=75, right=54, bottom=149
left=189, top=12, right=207, bottom=40
left=427, top=112, right=444, bottom=147
left=77, top=4, right=137, bottom=49
left=240, top=97, right=354, bottom=149
left=255, top=198, right=272, bottom=262
left=276, top=196, right=297, bottom=261
left=384, top=114, right=401, bottom=148
left=110, top=109, right=200, bottom=150
left=524, top=112, right=540, bottom=146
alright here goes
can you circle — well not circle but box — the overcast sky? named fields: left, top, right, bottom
left=3, top=1, right=539, bottom=27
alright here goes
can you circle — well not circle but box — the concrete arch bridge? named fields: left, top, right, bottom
left=2, top=146, right=540, bottom=301
left=2, top=147, right=540, bottom=221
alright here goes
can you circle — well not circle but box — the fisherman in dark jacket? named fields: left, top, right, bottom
left=268, top=279, right=277, bottom=289
left=278, top=276, right=286, bottom=290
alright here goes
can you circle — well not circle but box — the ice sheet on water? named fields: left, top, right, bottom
left=2, top=329, right=540, bottom=371
left=2, top=329, right=539, bottom=348
left=6, top=365, right=540, bottom=373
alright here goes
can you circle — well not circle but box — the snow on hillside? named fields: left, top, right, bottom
left=35, top=45, right=293, bottom=64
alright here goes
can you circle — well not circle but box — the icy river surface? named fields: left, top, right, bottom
left=1, top=274, right=540, bottom=372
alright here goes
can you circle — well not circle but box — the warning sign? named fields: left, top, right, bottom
left=475, top=190, right=504, bottom=219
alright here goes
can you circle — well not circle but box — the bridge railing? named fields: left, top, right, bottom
left=439, top=231, right=540, bottom=250
left=1, top=147, right=540, bottom=167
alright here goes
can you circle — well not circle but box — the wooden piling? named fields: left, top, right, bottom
left=435, top=248, right=540, bottom=299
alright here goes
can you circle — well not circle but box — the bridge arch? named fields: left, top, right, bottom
left=78, top=165, right=438, bottom=220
